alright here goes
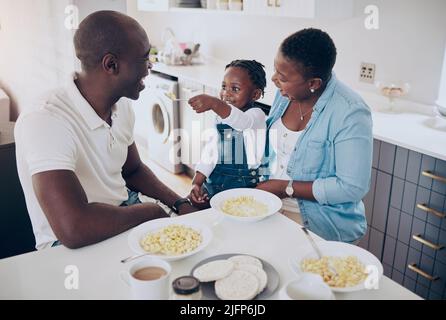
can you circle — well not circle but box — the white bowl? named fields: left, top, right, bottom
left=289, top=241, right=383, bottom=292
left=128, top=218, right=213, bottom=261
left=210, top=188, right=282, bottom=222
left=279, top=273, right=335, bottom=300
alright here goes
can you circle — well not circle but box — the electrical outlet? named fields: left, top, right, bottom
left=359, top=62, right=376, bottom=83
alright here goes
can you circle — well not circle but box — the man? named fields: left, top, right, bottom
left=15, top=11, right=197, bottom=250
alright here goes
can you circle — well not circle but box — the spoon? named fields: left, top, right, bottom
left=301, top=227, right=338, bottom=276
left=120, top=253, right=152, bottom=264
left=164, top=92, right=188, bottom=102
left=301, top=227, right=323, bottom=258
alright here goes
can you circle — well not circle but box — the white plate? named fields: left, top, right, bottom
left=289, top=241, right=383, bottom=293
left=190, top=253, right=280, bottom=300
left=128, top=218, right=213, bottom=261
left=210, top=188, right=282, bottom=222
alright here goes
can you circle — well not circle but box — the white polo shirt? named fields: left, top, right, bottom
left=15, top=74, right=135, bottom=250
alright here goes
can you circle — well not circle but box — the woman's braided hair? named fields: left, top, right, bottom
left=225, top=59, right=267, bottom=97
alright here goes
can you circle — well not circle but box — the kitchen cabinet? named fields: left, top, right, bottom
left=243, top=0, right=354, bottom=18
left=178, top=78, right=205, bottom=172
left=203, top=85, right=219, bottom=132
left=137, top=0, right=173, bottom=12
left=243, top=0, right=277, bottom=16
left=137, top=0, right=354, bottom=19
left=360, top=139, right=446, bottom=299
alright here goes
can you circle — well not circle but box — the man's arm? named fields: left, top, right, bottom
left=32, top=170, right=168, bottom=249
left=122, top=143, right=197, bottom=214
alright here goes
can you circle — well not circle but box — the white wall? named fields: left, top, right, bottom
left=0, top=0, right=127, bottom=121
left=73, top=0, right=127, bottom=21
left=0, top=0, right=76, bottom=120
left=127, top=0, right=446, bottom=105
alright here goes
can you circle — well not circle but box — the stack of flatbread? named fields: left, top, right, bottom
left=193, top=255, right=268, bottom=300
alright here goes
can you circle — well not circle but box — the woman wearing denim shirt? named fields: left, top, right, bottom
left=257, top=28, right=373, bottom=243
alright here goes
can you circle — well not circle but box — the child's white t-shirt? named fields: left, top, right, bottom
left=195, top=105, right=266, bottom=178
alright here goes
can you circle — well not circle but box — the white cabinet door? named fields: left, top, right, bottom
left=203, top=85, right=219, bottom=132
left=313, top=0, right=354, bottom=19
left=137, top=0, right=172, bottom=12
left=178, top=79, right=205, bottom=170
left=275, top=0, right=353, bottom=18
left=243, top=0, right=277, bottom=16
left=275, top=0, right=315, bottom=18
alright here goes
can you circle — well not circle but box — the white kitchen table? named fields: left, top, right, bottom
left=0, top=210, right=421, bottom=300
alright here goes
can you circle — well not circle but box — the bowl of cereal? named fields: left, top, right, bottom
left=289, top=241, right=383, bottom=292
left=127, top=218, right=213, bottom=261
left=210, top=188, right=282, bottom=222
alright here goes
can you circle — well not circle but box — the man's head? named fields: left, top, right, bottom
left=74, top=11, right=151, bottom=100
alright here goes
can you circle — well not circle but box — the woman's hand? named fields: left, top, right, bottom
left=256, top=180, right=288, bottom=198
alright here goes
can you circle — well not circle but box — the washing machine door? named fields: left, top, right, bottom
left=149, top=94, right=171, bottom=144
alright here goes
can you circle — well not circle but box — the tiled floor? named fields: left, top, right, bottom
left=139, top=148, right=192, bottom=198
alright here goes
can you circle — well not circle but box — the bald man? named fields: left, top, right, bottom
left=15, top=11, right=198, bottom=250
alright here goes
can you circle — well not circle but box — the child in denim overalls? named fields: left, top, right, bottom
left=187, top=60, right=268, bottom=208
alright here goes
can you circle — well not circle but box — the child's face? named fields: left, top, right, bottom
left=220, top=67, right=260, bottom=109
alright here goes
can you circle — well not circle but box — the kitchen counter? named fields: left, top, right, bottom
left=152, top=61, right=446, bottom=161
left=0, top=209, right=420, bottom=300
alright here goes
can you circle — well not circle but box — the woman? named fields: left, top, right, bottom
left=257, top=28, right=373, bottom=243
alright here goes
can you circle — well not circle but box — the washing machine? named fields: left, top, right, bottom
left=132, top=72, right=183, bottom=174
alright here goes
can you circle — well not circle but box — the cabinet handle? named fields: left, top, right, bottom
left=412, top=234, right=444, bottom=250
left=416, top=203, right=446, bottom=219
left=407, top=263, right=439, bottom=281
left=422, top=170, right=446, bottom=184
left=275, top=0, right=281, bottom=7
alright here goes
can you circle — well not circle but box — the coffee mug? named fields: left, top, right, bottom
left=121, top=257, right=171, bottom=300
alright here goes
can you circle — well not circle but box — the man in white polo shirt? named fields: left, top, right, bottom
left=14, top=11, right=197, bottom=250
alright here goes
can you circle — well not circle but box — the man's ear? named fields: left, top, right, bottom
left=252, top=88, right=263, bottom=101
left=102, top=53, right=119, bottom=74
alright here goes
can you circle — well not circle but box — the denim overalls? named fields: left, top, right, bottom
left=203, top=109, right=265, bottom=198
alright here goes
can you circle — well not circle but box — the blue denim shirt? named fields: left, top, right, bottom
left=265, top=73, right=373, bottom=242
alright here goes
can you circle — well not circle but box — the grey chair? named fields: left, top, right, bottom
left=0, top=122, right=36, bottom=259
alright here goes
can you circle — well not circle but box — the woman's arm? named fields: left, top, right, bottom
left=312, top=107, right=373, bottom=205
left=257, top=179, right=315, bottom=201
